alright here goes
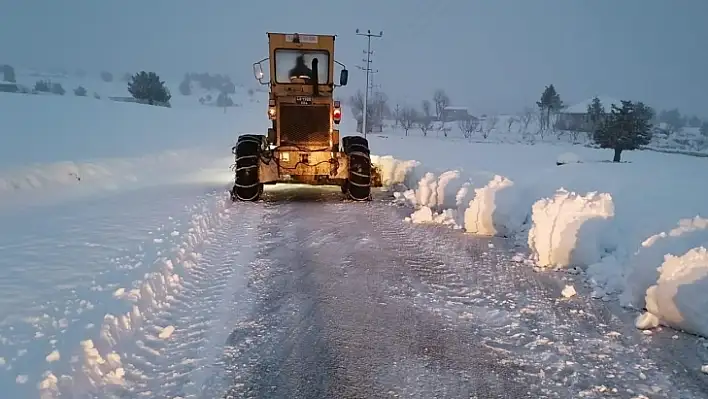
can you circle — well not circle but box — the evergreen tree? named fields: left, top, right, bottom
left=658, top=108, right=683, bottom=133
left=536, top=84, right=563, bottom=130
left=127, top=71, right=171, bottom=105
left=700, top=121, right=708, bottom=138
left=216, top=91, right=233, bottom=107
left=593, top=100, right=653, bottom=162
left=688, top=115, right=702, bottom=128
left=586, top=96, right=605, bottom=133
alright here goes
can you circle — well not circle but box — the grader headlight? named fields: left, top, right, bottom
left=268, top=99, right=276, bottom=120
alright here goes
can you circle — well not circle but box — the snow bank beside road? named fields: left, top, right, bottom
left=0, top=149, right=230, bottom=208
left=643, top=246, right=708, bottom=338
left=620, top=216, right=708, bottom=309
left=371, top=139, right=708, bottom=337
left=620, top=217, right=708, bottom=337
left=38, top=190, right=232, bottom=398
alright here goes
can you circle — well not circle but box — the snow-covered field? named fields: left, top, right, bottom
left=1, top=68, right=707, bottom=397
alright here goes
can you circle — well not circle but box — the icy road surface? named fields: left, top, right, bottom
left=211, top=187, right=704, bottom=399
left=1, top=184, right=706, bottom=398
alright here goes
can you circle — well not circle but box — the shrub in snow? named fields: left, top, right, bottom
left=74, top=85, right=87, bottom=96
left=100, top=71, right=113, bottom=82
left=127, top=71, right=171, bottom=106
left=2, top=64, right=16, bottom=83
left=528, top=189, right=615, bottom=268
left=556, top=152, right=582, bottom=165
left=620, top=216, right=708, bottom=309
left=642, top=246, right=708, bottom=338
left=50, top=82, right=65, bottom=95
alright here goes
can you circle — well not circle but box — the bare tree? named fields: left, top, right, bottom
left=519, top=107, right=534, bottom=133
left=506, top=116, right=518, bottom=132
left=536, top=108, right=546, bottom=140
left=400, top=106, right=418, bottom=136
left=433, top=89, right=451, bottom=121
left=348, top=90, right=390, bottom=133
left=369, top=91, right=390, bottom=131
left=482, top=115, right=498, bottom=139
left=392, top=103, right=402, bottom=128
left=458, top=118, right=479, bottom=140
left=419, top=100, right=434, bottom=136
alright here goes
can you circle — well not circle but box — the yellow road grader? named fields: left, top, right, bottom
left=230, top=32, right=381, bottom=202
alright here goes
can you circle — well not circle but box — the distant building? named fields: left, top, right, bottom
left=441, top=106, right=472, bottom=121
left=0, top=80, right=18, bottom=93
left=557, top=96, right=622, bottom=132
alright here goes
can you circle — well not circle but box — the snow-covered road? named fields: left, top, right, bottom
left=3, top=184, right=707, bottom=398
left=212, top=187, right=704, bottom=399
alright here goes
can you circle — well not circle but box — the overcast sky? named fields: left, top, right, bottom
left=1, top=0, right=706, bottom=116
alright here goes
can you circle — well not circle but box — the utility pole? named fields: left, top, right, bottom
left=368, top=69, right=380, bottom=96
left=355, top=29, right=383, bottom=137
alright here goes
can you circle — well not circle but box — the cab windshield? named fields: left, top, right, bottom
left=274, top=49, right=329, bottom=84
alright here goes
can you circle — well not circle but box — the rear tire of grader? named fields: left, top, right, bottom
left=342, top=136, right=372, bottom=201
left=231, top=134, right=264, bottom=202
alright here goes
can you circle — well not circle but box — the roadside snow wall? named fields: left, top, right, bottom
left=528, top=189, right=615, bottom=268
left=372, top=154, right=708, bottom=338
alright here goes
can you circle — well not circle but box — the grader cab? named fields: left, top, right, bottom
left=230, top=32, right=381, bottom=202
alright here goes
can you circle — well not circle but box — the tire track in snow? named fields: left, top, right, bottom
left=122, top=202, right=271, bottom=398
left=368, top=206, right=707, bottom=398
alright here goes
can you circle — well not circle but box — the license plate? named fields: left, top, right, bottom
left=295, top=96, right=312, bottom=105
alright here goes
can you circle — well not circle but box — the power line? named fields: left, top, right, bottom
left=355, top=29, right=383, bottom=137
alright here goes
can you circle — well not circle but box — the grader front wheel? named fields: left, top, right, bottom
left=231, top=134, right=264, bottom=202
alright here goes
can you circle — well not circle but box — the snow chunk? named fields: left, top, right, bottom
left=158, top=325, right=175, bottom=339
left=528, top=189, right=615, bottom=268
left=701, top=364, right=708, bottom=374
left=635, top=312, right=660, bottom=330
left=370, top=155, right=420, bottom=188
left=45, top=350, right=60, bottom=363
left=644, top=246, right=708, bottom=338
left=463, top=175, right=524, bottom=236
left=620, top=216, right=708, bottom=310
left=561, top=285, right=577, bottom=298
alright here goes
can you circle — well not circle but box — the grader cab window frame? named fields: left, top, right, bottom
left=252, top=56, right=349, bottom=87
left=273, top=48, right=331, bottom=85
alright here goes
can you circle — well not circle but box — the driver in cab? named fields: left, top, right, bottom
left=288, top=54, right=315, bottom=81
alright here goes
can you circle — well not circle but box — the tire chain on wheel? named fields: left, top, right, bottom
left=232, top=135, right=264, bottom=201
left=343, top=136, right=372, bottom=201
